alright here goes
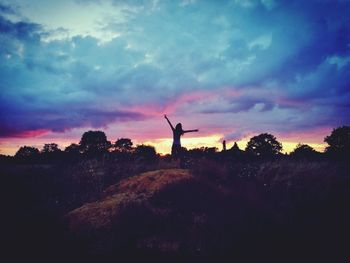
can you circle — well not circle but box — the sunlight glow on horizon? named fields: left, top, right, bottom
left=138, top=134, right=224, bottom=155
left=0, top=134, right=327, bottom=156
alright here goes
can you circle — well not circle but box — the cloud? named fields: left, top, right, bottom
left=224, top=130, right=250, bottom=142
left=0, top=3, right=16, bottom=14
left=0, top=100, right=146, bottom=137
left=0, top=0, right=349, bottom=143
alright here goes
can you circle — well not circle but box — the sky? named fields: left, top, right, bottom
left=0, top=0, right=350, bottom=155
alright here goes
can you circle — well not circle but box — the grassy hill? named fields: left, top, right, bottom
left=65, top=169, right=193, bottom=233
left=61, top=162, right=348, bottom=261
left=1, top=160, right=349, bottom=262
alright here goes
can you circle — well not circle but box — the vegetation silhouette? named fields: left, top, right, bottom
left=64, top=143, right=80, bottom=154
left=290, top=143, right=321, bottom=160
left=64, top=143, right=81, bottom=161
left=134, top=144, right=157, bottom=163
left=113, top=138, right=133, bottom=153
left=40, top=143, right=63, bottom=162
left=14, top=146, right=40, bottom=163
left=79, top=130, right=111, bottom=155
left=245, top=133, right=282, bottom=159
left=6, top=125, right=350, bottom=164
left=42, top=143, right=61, bottom=154
left=324, top=126, right=350, bottom=160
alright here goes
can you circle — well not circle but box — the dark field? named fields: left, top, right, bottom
left=1, top=154, right=349, bottom=262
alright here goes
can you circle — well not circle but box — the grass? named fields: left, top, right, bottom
left=65, top=169, right=193, bottom=234
left=1, top=157, right=349, bottom=261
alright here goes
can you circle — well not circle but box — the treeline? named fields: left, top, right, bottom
left=2, top=131, right=158, bottom=164
left=1, top=125, right=349, bottom=164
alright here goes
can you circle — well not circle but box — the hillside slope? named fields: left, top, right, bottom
left=65, top=169, right=193, bottom=233
left=64, top=168, right=277, bottom=261
left=62, top=163, right=350, bottom=261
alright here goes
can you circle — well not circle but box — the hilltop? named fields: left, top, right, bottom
left=64, top=168, right=272, bottom=260
left=65, top=169, right=193, bottom=233
left=64, top=169, right=229, bottom=258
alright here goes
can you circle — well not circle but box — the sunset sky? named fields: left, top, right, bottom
left=1, top=0, right=349, bottom=155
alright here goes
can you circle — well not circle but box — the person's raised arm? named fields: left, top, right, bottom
left=183, top=129, right=199, bottom=133
left=164, top=114, right=174, bottom=131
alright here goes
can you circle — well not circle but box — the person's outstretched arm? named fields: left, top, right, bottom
left=164, top=115, right=175, bottom=131
left=183, top=129, right=199, bottom=133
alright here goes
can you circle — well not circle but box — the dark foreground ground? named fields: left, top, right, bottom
left=1, top=157, right=349, bottom=262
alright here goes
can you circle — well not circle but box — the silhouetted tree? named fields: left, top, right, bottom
left=245, top=133, right=282, bottom=158
left=134, top=144, right=157, bottom=162
left=64, top=143, right=81, bottom=161
left=64, top=143, right=81, bottom=154
left=0, top=154, right=13, bottom=164
left=42, top=143, right=61, bottom=154
left=324, top=126, right=350, bottom=159
left=79, top=131, right=111, bottom=155
left=41, top=143, right=62, bottom=162
left=113, top=138, right=133, bottom=152
left=15, top=146, right=40, bottom=161
left=187, top=147, right=217, bottom=158
left=290, top=143, right=320, bottom=160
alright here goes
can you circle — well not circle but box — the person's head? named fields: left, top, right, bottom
left=175, top=123, right=183, bottom=132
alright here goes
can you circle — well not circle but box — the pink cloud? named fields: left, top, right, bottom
left=126, top=88, right=241, bottom=117
left=10, top=129, right=49, bottom=138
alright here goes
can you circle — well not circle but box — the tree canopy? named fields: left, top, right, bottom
left=290, top=143, right=319, bottom=160
left=324, top=126, right=350, bottom=159
left=10, top=126, right=350, bottom=162
left=15, top=146, right=39, bottom=159
left=245, top=133, right=282, bottom=158
left=79, top=131, right=111, bottom=155
left=113, top=138, right=133, bottom=152
left=64, top=143, right=80, bottom=154
left=42, top=143, right=61, bottom=154
left=134, top=145, right=157, bottom=161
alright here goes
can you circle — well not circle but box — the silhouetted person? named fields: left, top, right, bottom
left=223, top=140, right=226, bottom=151
left=164, top=115, right=198, bottom=158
